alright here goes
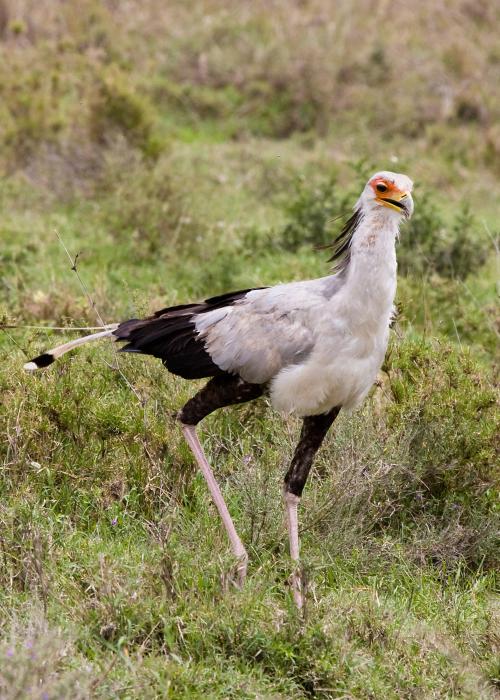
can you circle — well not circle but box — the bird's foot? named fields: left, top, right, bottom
left=235, top=551, right=248, bottom=589
left=290, top=567, right=304, bottom=610
left=224, top=550, right=248, bottom=591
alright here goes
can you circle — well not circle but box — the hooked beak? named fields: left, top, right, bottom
left=376, top=191, right=413, bottom=219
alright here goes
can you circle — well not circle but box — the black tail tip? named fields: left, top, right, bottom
left=24, top=353, right=55, bottom=371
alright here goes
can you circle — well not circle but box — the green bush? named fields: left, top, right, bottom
left=381, top=337, right=498, bottom=568
left=90, top=70, right=163, bottom=159
left=93, top=157, right=194, bottom=259
left=278, top=174, right=355, bottom=252
left=398, top=274, right=498, bottom=359
left=0, top=62, right=64, bottom=166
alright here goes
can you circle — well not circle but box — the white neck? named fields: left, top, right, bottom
left=341, top=208, right=399, bottom=324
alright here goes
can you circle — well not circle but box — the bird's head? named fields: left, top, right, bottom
left=326, top=170, right=414, bottom=271
left=358, top=171, right=414, bottom=220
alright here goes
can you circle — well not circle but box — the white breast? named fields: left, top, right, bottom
left=270, top=216, right=398, bottom=416
left=269, top=310, right=392, bottom=416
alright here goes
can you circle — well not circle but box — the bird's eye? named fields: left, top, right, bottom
left=376, top=183, right=388, bottom=193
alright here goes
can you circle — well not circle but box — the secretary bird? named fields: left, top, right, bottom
left=24, top=170, right=414, bottom=609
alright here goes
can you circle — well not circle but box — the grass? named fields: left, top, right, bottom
left=1, top=0, right=499, bottom=697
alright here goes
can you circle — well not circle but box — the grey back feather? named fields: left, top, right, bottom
left=195, top=276, right=344, bottom=384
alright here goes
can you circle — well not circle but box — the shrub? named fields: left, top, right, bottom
left=397, top=274, right=498, bottom=359
left=0, top=61, right=64, bottom=167
left=89, top=69, right=163, bottom=159
left=278, top=174, right=356, bottom=252
left=94, top=155, right=195, bottom=259
left=399, top=195, right=488, bottom=278
left=0, top=613, right=91, bottom=700
left=381, top=336, right=498, bottom=567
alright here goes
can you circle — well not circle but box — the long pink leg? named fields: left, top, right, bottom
left=284, top=491, right=303, bottom=609
left=181, top=423, right=248, bottom=586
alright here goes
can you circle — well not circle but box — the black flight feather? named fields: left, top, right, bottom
left=114, top=288, right=266, bottom=380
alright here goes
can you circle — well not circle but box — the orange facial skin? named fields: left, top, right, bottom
left=369, top=177, right=410, bottom=214
left=369, top=177, right=405, bottom=198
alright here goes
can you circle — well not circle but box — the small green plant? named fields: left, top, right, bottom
left=0, top=613, right=91, bottom=700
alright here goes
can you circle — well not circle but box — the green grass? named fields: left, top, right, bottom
left=1, top=1, right=499, bottom=697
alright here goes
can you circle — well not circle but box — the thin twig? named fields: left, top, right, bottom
left=55, top=231, right=107, bottom=329
left=0, top=328, right=28, bottom=356
left=54, top=230, right=145, bottom=406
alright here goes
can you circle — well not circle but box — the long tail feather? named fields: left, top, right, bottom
left=2, top=324, right=117, bottom=331
left=23, top=325, right=118, bottom=371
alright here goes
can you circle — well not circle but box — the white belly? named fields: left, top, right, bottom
left=269, top=327, right=389, bottom=416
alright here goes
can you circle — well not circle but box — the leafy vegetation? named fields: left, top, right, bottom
left=0, top=0, right=498, bottom=697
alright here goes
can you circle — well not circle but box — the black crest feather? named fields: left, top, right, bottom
left=325, top=208, right=363, bottom=273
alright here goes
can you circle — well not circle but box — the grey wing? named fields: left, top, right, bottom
left=193, top=278, right=338, bottom=384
